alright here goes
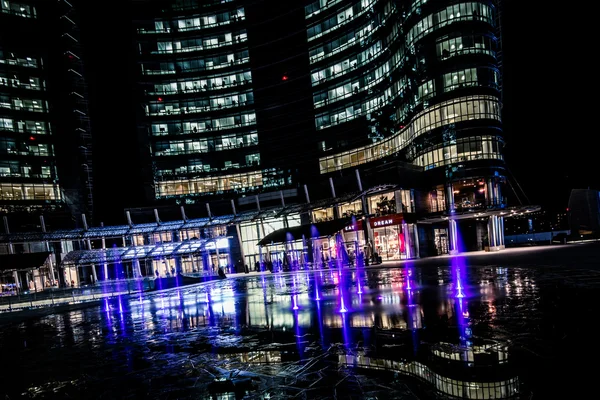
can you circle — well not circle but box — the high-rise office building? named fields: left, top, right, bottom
left=0, top=0, right=93, bottom=230
left=124, top=0, right=518, bottom=262
left=306, top=0, right=506, bottom=252
left=133, top=0, right=286, bottom=203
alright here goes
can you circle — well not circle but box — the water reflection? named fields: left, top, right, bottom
left=0, top=266, right=538, bottom=399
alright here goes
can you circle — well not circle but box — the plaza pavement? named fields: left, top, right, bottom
left=1, top=242, right=598, bottom=314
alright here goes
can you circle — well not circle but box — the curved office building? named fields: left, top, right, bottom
left=305, top=0, right=506, bottom=253
left=134, top=0, right=264, bottom=201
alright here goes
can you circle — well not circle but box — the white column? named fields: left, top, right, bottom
left=497, top=216, right=505, bottom=248
left=101, top=236, right=108, bottom=280
left=86, top=239, right=97, bottom=282
left=413, top=224, right=420, bottom=259
left=133, top=259, right=142, bottom=278
left=402, top=221, right=411, bottom=259
left=448, top=219, right=459, bottom=255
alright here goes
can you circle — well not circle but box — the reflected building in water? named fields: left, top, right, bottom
left=119, top=267, right=519, bottom=399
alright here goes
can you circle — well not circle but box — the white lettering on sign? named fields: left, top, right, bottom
left=374, top=219, right=393, bottom=227
left=345, top=225, right=355, bottom=231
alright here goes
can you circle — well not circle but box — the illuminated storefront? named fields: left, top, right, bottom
left=370, top=215, right=417, bottom=261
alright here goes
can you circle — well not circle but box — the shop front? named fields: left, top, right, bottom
left=370, top=214, right=418, bottom=261
left=342, top=219, right=365, bottom=263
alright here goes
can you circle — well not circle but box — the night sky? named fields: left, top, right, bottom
left=75, top=1, right=597, bottom=224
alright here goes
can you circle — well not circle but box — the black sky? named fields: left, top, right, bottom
left=75, top=1, right=598, bottom=224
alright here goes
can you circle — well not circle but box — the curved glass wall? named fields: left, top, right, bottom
left=135, top=1, right=267, bottom=199
left=306, top=0, right=503, bottom=184
left=318, top=95, right=500, bottom=173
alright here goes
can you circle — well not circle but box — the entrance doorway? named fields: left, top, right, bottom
left=434, top=228, right=449, bottom=255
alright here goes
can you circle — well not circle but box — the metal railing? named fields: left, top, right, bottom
left=0, top=278, right=155, bottom=313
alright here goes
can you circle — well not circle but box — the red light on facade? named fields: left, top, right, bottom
left=566, top=208, right=569, bottom=211
left=29, top=136, right=35, bottom=141
left=68, top=55, right=74, bottom=59
left=158, top=97, right=163, bottom=102
left=281, top=75, right=288, bottom=81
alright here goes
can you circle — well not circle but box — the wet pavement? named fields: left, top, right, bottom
left=1, top=243, right=599, bottom=399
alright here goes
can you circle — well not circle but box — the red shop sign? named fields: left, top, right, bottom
left=344, top=220, right=363, bottom=232
left=369, top=214, right=404, bottom=228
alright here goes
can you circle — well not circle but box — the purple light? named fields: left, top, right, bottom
left=338, top=269, right=348, bottom=313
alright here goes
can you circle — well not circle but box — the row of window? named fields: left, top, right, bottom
left=0, top=161, right=54, bottom=179
left=147, top=31, right=247, bottom=55
left=146, top=91, right=253, bottom=117
left=170, top=0, right=234, bottom=12
left=309, top=21, right=375, bottom=64
left=142, top=50, right=249, bottom=75
left=307, top=0, right=377, bottom=41
left=137, top=8, right=245, bottom=34
left=155, top=170, right=263, bottom=197
left=147, top=71, right=252, bottom=95
left=1, top=1, right=35, bottom=18
left=0, top=96, right=47, bottom=113
left=0, top=139, right=53, bottom=157
left=437, top=34, right=496, bottom=60
left=315, top=87, right=391, bottom=129
left=305, top=0, right=346, bottom=19
left=318, top=95, right=501, bottom=173
left=313, top=60, right=389, bottom=107
left=0, top=74, right=44, bottom=91
left=153, top=132, right=258, bottom=157
left=406, top=2, right=494, bottom=45
left=156, top=153, right=260, bottom=177
left=432, top=343, right=509, bottom=363
left=311, top=41, right=382, bottom=86
left=0, top=183, right=60, bottom=201
left=0, top=118, right=50, bottom=134
left=316, top=73, right=433, bottom=130
left=151, top=112, right=256, bottom=136
left=309, top=19, right=407, bottom=127
left=315, top=63, right=497, bottom=131
left=0, top=50, right=39, bottom=69
left=310, top=189, right=414, bottom=224
left=443, top=67, right=499, bottom=92
left=309, top=5, right=496, bottom=130
left=310, top=1, right=492, bottom=67
left=340, top=355, right=519, bottom=399
left=414, top=135, right=503, bottom=169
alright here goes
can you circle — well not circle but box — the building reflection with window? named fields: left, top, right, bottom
left=122, top=266, right=519, bottom=399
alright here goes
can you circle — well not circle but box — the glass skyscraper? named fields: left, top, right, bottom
left=0, top=0, right=92, bottom=228
left=134, top=0, right=266, bottom=201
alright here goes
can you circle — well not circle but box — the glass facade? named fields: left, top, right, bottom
left=134, top=0, right=267, bottom=200
left=0, top=6, right=62, bottom=211
left=307, top=0, right=506, bottom=209
left=339, top=354, right=518, bottom=399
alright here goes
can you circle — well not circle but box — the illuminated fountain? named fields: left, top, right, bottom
left=338, top=271, right=348, bottom=313
left=310, top=224, right=321, bottom=269
left=449, top=221, right=472, bottom=348
left=289, top=274, right=298, bottom=311
left=313, top=268, right=321, bottom=300
left=404, top=264, right=421, bottom=355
